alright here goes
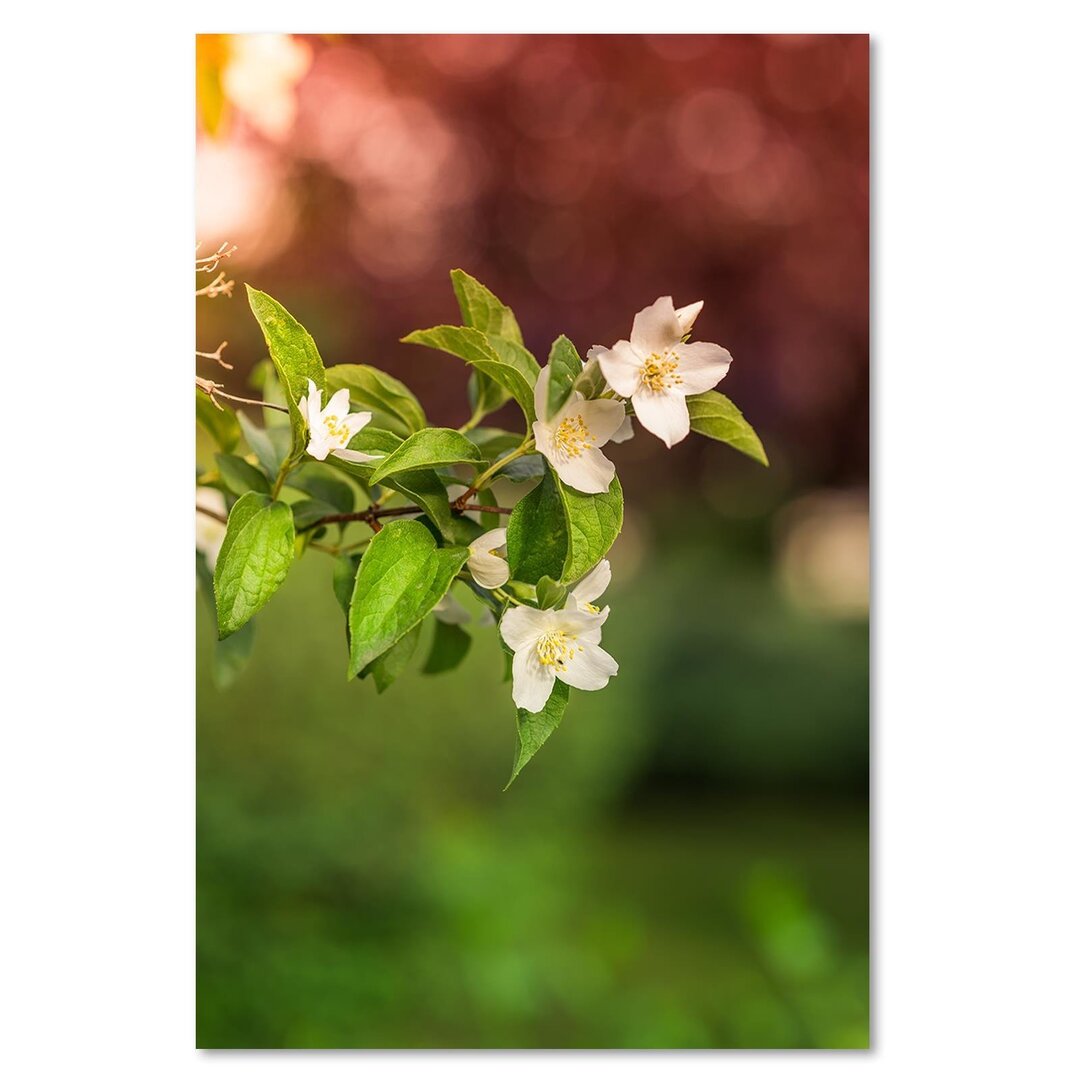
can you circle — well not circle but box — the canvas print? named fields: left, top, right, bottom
left=196, top=33, right=869, bottom=1049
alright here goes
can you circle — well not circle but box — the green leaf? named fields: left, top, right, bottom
left=215, top=453, right=270, bottom=496
left=213, top=493, right=296, bottom=638
left=289, top=497, right=341, bottom=532
left=360, top=623, right=422, bottom=692
left=546, top=334, right=583, bottom=419
left=535, top=576, right=568, bottom=610
left=324, top=363, right=427, bottom=438
left=506, top=681, right=570, bottom=789
left=499, top=453, right=545, bottom=483
left=422, top=619, right=472, bottom=675
left=238, top=411, right=289, bottom=478
left=333, top=554, right=361, bottom=618
left=286, top=464, right=355, bottom=513
left=347, top=519, right=468, bottom=677
left=450, top=269, right=525, bottom=345
left=402, top=325, right=537, bottom=424
left=196, top=552, right=255, bottom=688
left=368, top=428, right=483, bottom=485
left=572, top=358, right=607, bottom=400
left=196, top=392, right=241, bottom=452
left=470, top=428, right=525, bottom=459
left=468, top=370, right=511, bottom=419
left=506, top=467, right=568, bottom=585
left=687, top=391, right=769, bottom=466
left=246, top=286, right=327, bottom=461
left=557, top=474, right=623, bottom=583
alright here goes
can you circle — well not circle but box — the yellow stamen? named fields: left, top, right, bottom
left=323, top=414, right=351, bottom=444
left=641, top=351, right=683, bottom=393
left=536, top=629, right=579, bottom=668
left=553, top=414, right=594, bottom=458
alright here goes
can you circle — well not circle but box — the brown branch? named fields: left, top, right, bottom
left=458, top=503, right=512, bottom=515
left=297, top=501, right=510, bottom=535
left=195, top=270, right=235, bottom=299
left=196, top=340, right=232, bottom=370
left=195, top=241, right=237, bottom=274
left=196, top=376, right=289, bottom=414
left=196, top=504, right=228, bottom=525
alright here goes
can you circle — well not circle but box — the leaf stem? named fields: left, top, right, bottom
left=455, top=437, right=535, bottom=507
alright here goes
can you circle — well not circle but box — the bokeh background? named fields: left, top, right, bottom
left=196, top=33, right=869, bottom=1049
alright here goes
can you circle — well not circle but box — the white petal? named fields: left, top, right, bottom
left=307, top=432, right=332, bottom=460
left=512, top=647, right=557, bottom=712
left=554, top=605, right=608, bottom=641
left=550, top=445, right=615, bottom=494
left=302, top=379, right=321, bottom=419
left=609, top=414, right=634, bottom=443
left=674, top=300, right=704, bottom=337
left=433, top=593, right=471, bottom=625
left=595, top=340, right=642, bottom=398
left=330, top=447, right=380, bottom=463
left=534, top=365, right=552, bottom=423
left=631, top=389, right=691, bottom=448
left=630, top=296, right=681, bottom=356
left=499, top=605, right=549, bottom=651
left=557, top=642, right=618, bottom=692
left=673, top=341, right=732, bottom=394
left=471, top=527, right=507, bottom=555
left=468, top=549, right=509, bottom=589
left=343, top=410, right=373, bottom=438
left=576, top=398, right=628, bottom=447
left=573, top=559, right=610, bottom=605
left=325, top=387, right=352, bottom=417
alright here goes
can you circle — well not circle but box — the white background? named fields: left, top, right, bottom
left=3, top=2, right=1078, bottom=1076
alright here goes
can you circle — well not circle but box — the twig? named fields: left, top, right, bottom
left=454, top=438, right=535, bottom=508
left=195, top=270, right=235, bottom=299
left=195, top=241, right=237, bottom=274
left=195, top=340, right=232, bottom=370
left=458, top=503, right=512, bottom=515
left=196, top=504, right=228, bottom=525
left=196, top=376, right=289, bottom=414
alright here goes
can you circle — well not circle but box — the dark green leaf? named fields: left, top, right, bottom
left=687, top=391, right=769, bottom=466
left=470, top=428, right=526, bottom=459
left=546, top=335, right=583, bottom=419
left=213, top=493, right=296, bottom=638
left=196, top=552, right=255, bottom=688
left=422, top=619, right=472, bottom=675
left=499, top=453, right=545, bottom=483
left=402, top=325, right=537, bottom=424
left=238, top=411, right=288, bottom=478
left=557, top=473, right=623, bottom=583
left=215, top=453, right=270, bottom=496
left=347, top=519, right=469, bottom=677
left=290, top=498, right=341, bottom=532
left=506, top=467, right=568, bottom=585
left=572, top=357, right=607, bottom=400
left=468, top=370, right=511, bottom=419
left=196, top=392, right=241, bottom=453
left=506, top=681, right=571, bottom=789
left=368, top=428, right=483, bottom=485
left=246, top=286, right=327, bottom=461
left=286, top=464, right=355, bottom=513
left=333, top=554, right=361, bottom=617
left=324, top=363, right=427, bottom=437
left=535, top=576, right=568, bottom=610
left=450, top=268, right=524, bottom=345
left=360, top=623, right=422, bottom=692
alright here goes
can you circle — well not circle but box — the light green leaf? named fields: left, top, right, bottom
left=360, top=623, right=422, bottom=692
left=368, top=428, right=483, bottom=485
left=422, top=619, right=472, bottom=675
left=535, top=576, right=568, bottom=610
left=246, top=286, right=326, bottom=461
left=557, top=474, right=623, bottom=583
left=687, top=391, right=769, bottom=466
left=402, top=325, right=537, bottom=424
left=196, top=392, right=241, bottom=453
left=213, top=493, right=296, bottom=638
left=546, top=335, right=583, bottom=419
left=506, top=467, right=568, bottom=585
left=215, top=453, right=270, bottom=496
left=347, top=519, right=468, bottom=677
left=450, top=268, right=525, bottom=345
left=572, top=358, right=607, bottom=400
left=468, top=370, right=511, bottom=420
left=324, top=363, right=427, bottom=437
left=470, top=428, right=525, bottom=459
left=238, top=411, right=289, bottom=478
left=506, top=681, right=571, bottom=789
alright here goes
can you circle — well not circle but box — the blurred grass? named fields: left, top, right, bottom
left=197, top=516, right=868, bottom=1048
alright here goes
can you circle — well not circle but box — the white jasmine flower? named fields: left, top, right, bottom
left=590, top=296, right=732, bottom=449
left=297, top=379, right=378, bottom=463
left=500, top=604, right=618, bottom=712
left=567, top=558, right=611, bottom=617
left=531, top=366, right=626, bottom=494
left=433, top=592, right=472, bottom=624
left=468, top=527, right=510, bottom=589
left=195, top=487, right=228, bottom=570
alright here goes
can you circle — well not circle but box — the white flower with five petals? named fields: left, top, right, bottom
left=531, top=366, right=626, bottom=494
left=589, top=296, right=731, bottom=448
left=499, top=604, right=618, bottom=712
left=467, top=527, right=510, bottom=589
left=297, top=379, right=378, bottom=463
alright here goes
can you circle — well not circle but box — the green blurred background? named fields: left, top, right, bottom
left=196, top=33, right=869, bottom=1048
